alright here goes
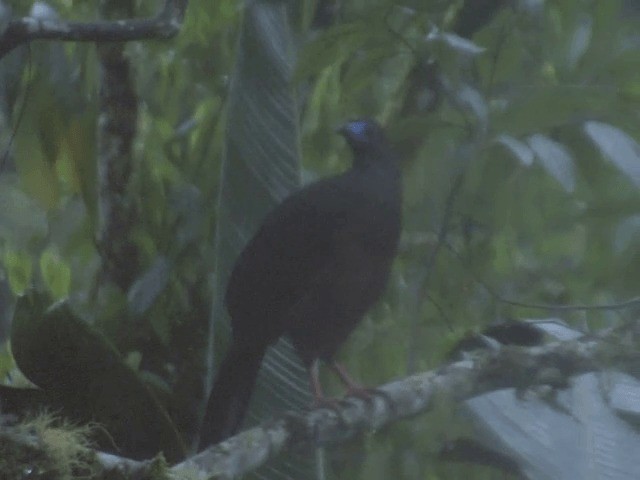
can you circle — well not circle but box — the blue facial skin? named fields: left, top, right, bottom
left=346, top=120, right=369, bottom=139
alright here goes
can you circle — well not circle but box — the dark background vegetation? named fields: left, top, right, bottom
left=1, top=0, right=640, bottom=478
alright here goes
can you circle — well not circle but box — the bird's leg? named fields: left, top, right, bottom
left=309, top=359, right=340, bottom=408
left=309, top=360, right=376, bottom=408
left=309, top=359, right=325, bottom=400
left=328, top=361, right=374, bottom=400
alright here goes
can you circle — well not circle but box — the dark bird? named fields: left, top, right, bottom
left=199, top=118, right=402, bottom=449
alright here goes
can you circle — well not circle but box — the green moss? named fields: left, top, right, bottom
left=17, top=412, right=95, bottom=479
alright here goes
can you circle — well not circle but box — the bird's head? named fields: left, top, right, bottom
left=337, top=118, right=388, bottom=156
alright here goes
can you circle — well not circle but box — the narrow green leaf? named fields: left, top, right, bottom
left=614, top=214, right=640, bottom=254
left=584, top=121, right=640, bottom=188
left=528, top=134, right=576, bottom=192
left=566, top=15, right=592, bottom=69
left=457, top=85, right=488, bottom=128
left=426, top=30, right=486, bottom=56
left=494, top=134, right=535, bottom=166
left=127, top=256, right=171, bottom=316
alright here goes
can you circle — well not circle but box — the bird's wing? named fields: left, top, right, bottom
left=224, top=174, right=364, bottom=332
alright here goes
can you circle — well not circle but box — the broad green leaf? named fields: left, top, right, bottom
left=39, top=249, right=71, bottom=300
left=10, top=291, right=187, bottom=462
left=65, top=116, right=97, bottom=220
left=0, top=345, right=14, bottom=380
left=209, top=2, right=314, bottom=477
left=584, top=121, right=640, bottom=188
left=295, top=22, right=369, bottom=79
left=2, top=249, right=32, bottom=295
left=492, top=86, right=616, bottom=136
left=466, top=373, right=640, bottom=480
left=0, top=176, right=48, bottom=244
left=463, top=322, right=640, bottom=480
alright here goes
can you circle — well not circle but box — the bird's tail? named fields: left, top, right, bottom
left=198, top=341, right=266, bottom=450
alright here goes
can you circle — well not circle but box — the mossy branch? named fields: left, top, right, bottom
left=4, top=323, right=627, bottom=478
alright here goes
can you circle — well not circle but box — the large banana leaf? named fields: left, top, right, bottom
left=207, top=0, right=317, bottom=478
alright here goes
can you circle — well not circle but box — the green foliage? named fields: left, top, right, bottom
left=39, top=249, right=71, bottom=300
left=10, top=291, right=187, bottom=462
left=3, top=248, right=32, bottom=295
left=0, top=0, right=639, bottom=478
left=20, top=413, right=95, bottom=480
left=294, top=0, right=640, bottom=477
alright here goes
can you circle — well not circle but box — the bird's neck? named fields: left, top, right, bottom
left=351, top=147, right=397, bottom=173
left=349, top=148, right=402, bottom=202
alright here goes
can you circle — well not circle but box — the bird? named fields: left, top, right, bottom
left=199, top=118, right=402, bottom=449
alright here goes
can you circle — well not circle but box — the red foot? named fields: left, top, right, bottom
left=308, top=360, right=377, bottom=408
left=344, top=385, right=376, bottom=400
left=311, top=395, right=341, bottom=409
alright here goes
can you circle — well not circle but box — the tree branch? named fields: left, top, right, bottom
left=0, top=0, right=188, bottom=59
left=3, top=325, right=636, bottom=478
left=174, top=326, right=635, bottom=479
